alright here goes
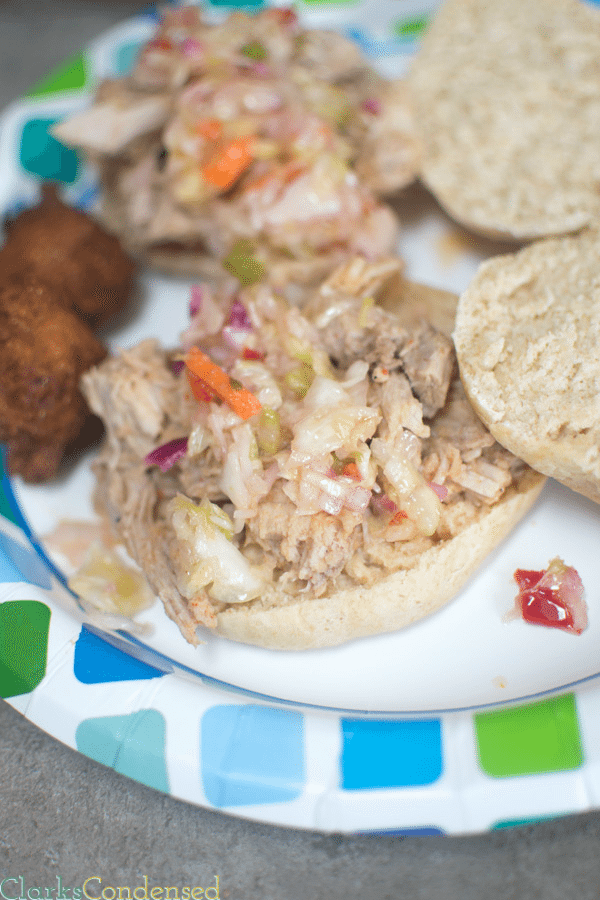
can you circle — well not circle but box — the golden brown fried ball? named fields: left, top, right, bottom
left=0, top=276, right=107, bottom=482
left=0, top=185, right=136, bottom=329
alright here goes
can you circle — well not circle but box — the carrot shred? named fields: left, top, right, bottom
left=195, top=118, right=223, bottom=142
left=342, top=461, right=362, bottom=481
left=200, top=136, right=255, bottom=191
left=185, top=347, right=262, bottom=419
left=390, top=509, right=409, bottom=525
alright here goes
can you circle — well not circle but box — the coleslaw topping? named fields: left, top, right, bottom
left=82, top=258, right=531, bottom=633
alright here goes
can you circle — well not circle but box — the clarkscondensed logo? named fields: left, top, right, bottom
left=0, top=877, right=221, bottom=900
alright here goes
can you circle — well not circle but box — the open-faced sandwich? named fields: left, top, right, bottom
left=80, top=257, right=545, bottom=650
left=53, top=5, right=420, bottom=297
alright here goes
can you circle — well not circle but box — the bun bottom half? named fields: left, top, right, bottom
left=214, top=468, right=545, bottom=650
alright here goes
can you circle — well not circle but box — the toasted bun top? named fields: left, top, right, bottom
left=407, top=0, right=600, bottom=240
left=453, top=226, right=600, bottom=503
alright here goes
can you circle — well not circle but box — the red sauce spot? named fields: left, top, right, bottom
left=513, top=560, right=586, bottom=634
left=242, top=347, right=265, bottom=361
left=515, top=572, right=574, bottom=631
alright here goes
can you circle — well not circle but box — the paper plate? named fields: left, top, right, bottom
left=1, top=0, right=600, bottom=835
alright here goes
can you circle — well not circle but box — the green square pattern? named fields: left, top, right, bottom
left=0, top=600, right=51, bottom=698
left=27, top=52, right=88, bottom=98
left=475, top=693, right=583, bottom=778
left=393, top=16, right=429, bottom=40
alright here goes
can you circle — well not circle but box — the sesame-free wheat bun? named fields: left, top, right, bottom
left=453, top=226, right=600, bottom=504
left=407, top=0, right=600, bottom=241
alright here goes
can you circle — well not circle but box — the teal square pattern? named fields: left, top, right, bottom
left=75, top=709, right=169, bottom=793
left=115, top=41, right=142, bottom=76
left=341, top=718, right=443, bottom=790
left=201, top=704, right=305, bottom=808
left=20, top=118, right=79, bottom=182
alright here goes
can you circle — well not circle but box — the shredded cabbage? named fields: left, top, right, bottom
left=370, top=437, right=442, bottom=537
left=168, top=494, right=263, bottom=604
left=291, top=401, right=380, bottom=461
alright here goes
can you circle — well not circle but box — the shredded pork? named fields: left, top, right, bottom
left=81, top=257, right=528, bottom=645
left=52, top=6, right=419, bottom=292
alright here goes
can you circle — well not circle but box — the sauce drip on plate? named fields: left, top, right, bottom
left=513, top=557, right=587, bottom=635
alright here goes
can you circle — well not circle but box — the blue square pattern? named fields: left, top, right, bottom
left=341, top=718, right=443, bottom=790
left=0, top=531, right=53, bottom=591
left=201, top=704, right=305, bottom=808
left=73, top=626, right=166, bottom=684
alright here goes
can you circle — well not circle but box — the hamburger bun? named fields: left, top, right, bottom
left=407, top=0, right=600, bottom=241
left=453, top=226, right=600, bottom=504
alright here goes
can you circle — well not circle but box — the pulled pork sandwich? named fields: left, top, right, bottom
left=52, top=5, right=420, bottom=296
left=81, top=257, right=545, bottom=650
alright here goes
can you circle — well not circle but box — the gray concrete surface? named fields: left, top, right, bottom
left=4, top=696, right=600, bottom=898
left=2, top=2, right=600, bottom=895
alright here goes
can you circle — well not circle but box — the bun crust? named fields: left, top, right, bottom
left=408, top=0, right=600, bottom=240
left=215, top=467, right=544, bottom=650
left=453, top=227, right=600, bottom=504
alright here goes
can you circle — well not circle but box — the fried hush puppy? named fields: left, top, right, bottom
left=0, top=185, right=136, bottom=328
left=0, top=276, right=107, bottom=482
left=0, top=186, right=137, bottom=482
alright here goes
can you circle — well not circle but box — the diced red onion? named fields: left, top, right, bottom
left=429, top=482, right=449, bottom=501
left=371, top=492, right=398, bottom=515
left=144, top=437, right=188, bottom=472
left=222, top=325, right=251, bottom=353
left=227, top=299, right=252, bottom=331
left=169, top=359, right=185, bottom=376
left=513, top=558, right=587, bottom=635
left=221, top=299, right=253, bottom=354
left=190, top=284, right=205, bottom=317
left=181, top=37, right=203, bottom=59
left=362, top=97, right=381, bottom=115
left=560, top=565, right=588, bottom=634
left=252, top=62, right=270, bottom=77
